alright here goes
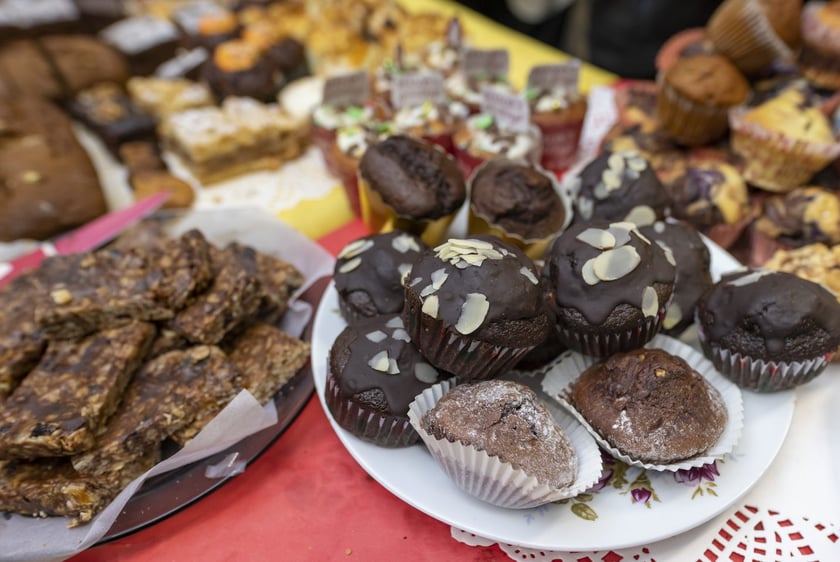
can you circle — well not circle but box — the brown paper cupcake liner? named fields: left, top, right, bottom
left=403, top=296, right=534, bottom=381
left=729, top=107, right=840, bottom=192
left=656, top=75, right=730, bottom=146
left=706, top=0, right=793, bottom=74
left=556, top=305, right=666, bottom=358
left=324, top=371, right=419, bottom=447
left=407, top=379, right=603, bottom=509
left=698, top=333, right=833, bottom=392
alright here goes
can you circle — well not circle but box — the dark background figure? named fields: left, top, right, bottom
left=455, top=0, right=724, bottom=79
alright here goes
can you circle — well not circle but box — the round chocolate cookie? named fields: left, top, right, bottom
left=403, top=235, right=551, bottom=380
left=421, top=380, right=577, bottom=489
left=544, top=220, right=676, bottom=356
left=696, top=269, right=840, bottom=390
left=469, top=158, right=568, bottom=245
left=334, top=231, right=426, bottom=325
left=358, top=134, right=466, bottom=222
left=570, top=348, right=727, bottom=464
left=326, top=314, right=448, bottom=447
left=640, top=220, right=712, bottom=335
left=573, top=150, right=671, bottom=226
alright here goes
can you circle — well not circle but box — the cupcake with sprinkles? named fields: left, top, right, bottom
left=326, top=314, right=450, bottom=447
left=696, top=269, right=840, bottom=391
left=402, top=235, right=551, bottom=381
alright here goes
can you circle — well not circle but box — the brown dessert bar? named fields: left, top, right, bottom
left=126, top=76, right=214, bottom=119
left=146, top=328, right=190, bottom=359
left=151, top=229, right=214, bottom=310
left=39, top=35, right=129, bottom=95
left=0, top=322, right=155, bottom=459
left=72, top=345, right=240, bottom=476
left=254, top=252, right=305, bottom=324
left=159, top=96, right=307, bottom=184
left=0, top=274, right=47, bottom=398
left=170, top=243, right=262, bottom=344
left=0, top=447, right=159, bottom=527
left=225, top=323, right=310, bottom=404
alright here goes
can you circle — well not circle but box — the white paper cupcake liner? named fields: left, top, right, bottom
left=541, top=334, right=744, bottom=472
left=407, top=379, right=602, bottom=509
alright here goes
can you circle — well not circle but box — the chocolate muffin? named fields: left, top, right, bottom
left=468, top=158, right=569, bottom=259
left=640, top=220, right=712, bottom=335
left=403, top=235, right=551, bottom=380
left=325, top=314, right=448, bottom=447
left=334, top=231, right=427, bottom=325
left=421, top=380, right=577, bottom=489
left=544, top=220, right=676, bottom=356
left=202, top=39, right=277, bottom=102
left=574, top=150, right=671, bottom=226
left=358, top=135, right=466, bottom=245
left=697, top=269, right=840, bottom=390
left=570, top=348, right=727, bottom=464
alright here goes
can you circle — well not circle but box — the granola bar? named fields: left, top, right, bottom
left=225, top=323, right=310, bottom=404
left=0, top=274, right=47, bottom=398
left=0, top=322, right=155, bottom=459
left=0, top=447, right=159, bottom=527
left=254, top=251, right=305, bottom=324
left=171, top=243, right=262, bottom=345
left=72, top=345, right=240, bottom=476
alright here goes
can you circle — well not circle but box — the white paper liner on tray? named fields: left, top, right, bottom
left=407, top=379, right=603, bottom=510
left=541, top=334, right=744, bottom=473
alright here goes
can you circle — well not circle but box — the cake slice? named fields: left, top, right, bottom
left=224, top=323, right=310, bottom=404
left=0, top=322, right=155, bottom=459
left=72, top=345, right=240, bottom=476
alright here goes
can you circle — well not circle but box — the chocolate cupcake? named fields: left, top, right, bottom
left=325, top=314, right=448, bottom=447
left=468, top=158, right=570, bottom=260
left=358, top=135, right=466, bottom=246
left=334, top=231, right=427, bottom=325
left=656, top=54, right=750, bottom=146
left=403, top=235, right=551, bottom=380
left=452, top=113, right=543, bottom=180
left=569, top=348, right=728, bottom=464
left=696, top=269, right=840, bottom=391
left=202, top=39, right=276, bottom=102
left=573, top=150, right=671, bottom=226
left=640, top=220, right=713, bottom=335
left=544, top=220, right=676, bottom=356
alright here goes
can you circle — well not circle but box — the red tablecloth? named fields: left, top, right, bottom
left=71, top=220, right=508, bottom=562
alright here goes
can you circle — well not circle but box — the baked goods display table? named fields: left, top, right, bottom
left=1, top=0, right=838, bottom=560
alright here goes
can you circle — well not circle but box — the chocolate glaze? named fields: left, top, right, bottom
left=334, top=231, right=426, bottom=324
left=545, top=220, right=676, bottom=326
left=404, top=234, right=550, bottom=346
left=328, top=314, right=445, bottom=415
left=640, top=220, right=712, bottom=335
left=697, top=270, right=840, bottom=361
left=359, top=135, right=466, bottom=219
left=201, top=54, right=276, bottom=102
left=575, top=151, right=671, bottom=223
left=470, top=159, right=566, bottom=241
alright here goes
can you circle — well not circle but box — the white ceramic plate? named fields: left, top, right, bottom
left=310, top=243, right=796, bottom=551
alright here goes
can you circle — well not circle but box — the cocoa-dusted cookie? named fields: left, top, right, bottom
left=640, top=220, right=712, bottom=335
left=544, top=220, right=676, bottom=356
left=573, top=150, right=671, bottom=226
left=403, top=235, right=550, bottom=380
left=334, top=231, right=426, bottom=325
left=326, top=314, right=448, bottom=447
left=421, top=379, right=577, bottom=489
left=570, top=348, right=727, bottom=464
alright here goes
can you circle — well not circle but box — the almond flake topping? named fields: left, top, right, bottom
left=455, top=293, right=489, bottom=334
left=519, top=266, right=538, bottom=285
left=386, top=316, right=404, bottom=329
left=623, top=205, right=656, bottom=227
left=392, top=328, right=411, bottom=342
left=365, top=330, right=387, bottom=343
left=641, top=286, right=659, bottom=318
left=422, top=294, right=439, bottom=318
left=592, top=245, right=641, bottom=281
left=368, top=350, right=390, bottom=372
left=338, top=256, right=362, bottom=274
left=581, top=258, right=599, bottom=285
left=655, top=240, right=676, bottom=267
left=338, top=238, right=374, bottom=260
left=392, top=233, right=421, bottom=253
left=663, top=302, right=683, bottom=329
left=414, top=362, right=439, bottom=384
left=576, top=228, right=616, bottom=250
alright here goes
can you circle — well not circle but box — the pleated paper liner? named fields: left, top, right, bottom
left=541, top=334, right=744, bottom=472
left=408, top=378, right=603, bottom=509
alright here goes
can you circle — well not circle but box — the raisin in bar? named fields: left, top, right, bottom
left=225, top=323, right=310, bottom=404
left=72, top=345, right=240, bottom=476
left=0, top=322, right=155, bottom=459
left=0, top=447, right=159, bottom=527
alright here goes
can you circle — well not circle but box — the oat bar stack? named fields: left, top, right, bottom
left=0, top=224, right=310, bottom=526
